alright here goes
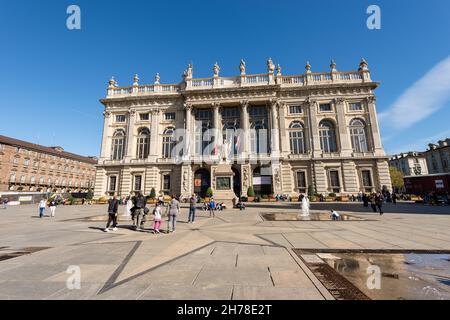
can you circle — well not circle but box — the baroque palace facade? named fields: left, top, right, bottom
left=94, top=59, right=392, bottom=200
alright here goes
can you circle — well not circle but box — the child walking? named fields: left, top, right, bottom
left=153, top=203, right=162, bottom=234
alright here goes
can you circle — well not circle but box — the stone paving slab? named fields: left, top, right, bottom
left=0, top=203, right=450, bottom=299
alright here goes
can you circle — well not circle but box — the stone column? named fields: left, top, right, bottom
left=100, top=110, right=111, bottom=160
left=125, top=109, right=136, bottom=161
left=149, top=109, right=160, bottom=160
left=212, top=103, right=221, bottom=158
left=278, top=103, right=290, bottom=156
left=270, top=99, right=280, bottom=157
left=240, top=100, right=250, bottom=159
left=367, top=96, right=384, bottom=156
left=184, top=103, right=193, bottom=159
left=306, top=99, right=322, bottom=158
left=335, top=98, right=352, bottom=157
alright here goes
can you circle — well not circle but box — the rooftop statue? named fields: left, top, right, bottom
left=213, top=62, right=220, bottom=76
left=239, top=59, right=246, bottom=75
left=184, top=63, right=193, bottom=79
left=267, top=58, right=275, bottom=73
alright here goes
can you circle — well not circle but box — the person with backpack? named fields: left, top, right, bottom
left=166, top=195, right=180, bottom=233
left=132, top=192, right=147, bottom=231
left=104, top=195, right=119, bottom=232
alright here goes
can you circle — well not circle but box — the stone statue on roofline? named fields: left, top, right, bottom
left=213, top=62, right=220, bottom=77
left=183, top=63, right=193, bottom=79
left=267, top=58, right=275, bottom=73
left=239, top=59, right=246, bottom=75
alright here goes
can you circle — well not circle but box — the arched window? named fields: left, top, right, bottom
left=289, top=121, right=306, bottom=154
left=136, top=128, right=150, bottom=159
left=162, top=127, right=175, bottom=159
left=319, top=120, right=337, bottom=153
left=111, top=130, right=126, bottom=160
left=30, top=176, right=36, bottom=185
left=350, top=119, right=368, bottom=153
left=9, top=173, right=16, bottom=182
left=39, top=177, right=44, bottom=184
left=20, top=175, right=26, bottom=183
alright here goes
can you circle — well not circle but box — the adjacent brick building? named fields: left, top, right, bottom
left=0, top=135, right=97, bottom=193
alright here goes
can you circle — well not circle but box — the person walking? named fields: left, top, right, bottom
left=49, top=198, right=57, bottom=218
left=104, top=195, right=119, bottom=232
left=188, top=194, right=197, bottom=223
left=370, top=193, right=377, bottom=213
left=1, top=198, right=7, bottom=210
left=132, top=192, right=147, bottom=230
left=376, top=193, right=384, bottom=216
left=209, top=197, right=216, bottom=218
left=392, top=192, right=398, bottom=205
left=167, top=195, right=180, bottom=233
left=38, top=198, right=46, bottom=218
left=152, top=203, right=162, bottom=234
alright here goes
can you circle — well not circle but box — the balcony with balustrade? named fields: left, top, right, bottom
left=104, top=59, right=374, bottom=99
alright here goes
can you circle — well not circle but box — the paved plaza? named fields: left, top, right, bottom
left=0, top=202, right=449, bottom=300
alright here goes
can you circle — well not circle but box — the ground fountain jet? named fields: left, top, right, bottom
left=299, top=196, right=311, bottom=218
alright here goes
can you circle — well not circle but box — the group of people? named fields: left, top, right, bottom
left=104, top=193, right=209, bottom=234
left=37, top=198, right=58, bottom=218
left=361, top=192, right=386, bottom=215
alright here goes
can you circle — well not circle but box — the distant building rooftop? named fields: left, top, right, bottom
left=0, top=135, right=98, bottom=164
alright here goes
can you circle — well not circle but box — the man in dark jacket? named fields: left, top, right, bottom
left=105, top=195, right=119, bottom=232
left=132, top=192, right=147, bottom=230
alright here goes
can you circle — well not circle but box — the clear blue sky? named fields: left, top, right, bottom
left=1, top=0, right=450, bottom=156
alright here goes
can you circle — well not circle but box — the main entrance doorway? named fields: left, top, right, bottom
left=194, top=168, right=211, bottom=198
left=253, top=166, right=273, bottom=196
left=232, top=167, right=241, bottom=197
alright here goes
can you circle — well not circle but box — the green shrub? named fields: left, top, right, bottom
left=247, top=186, right=255, bottom=197
left=308, top=185, right=315, bottom=197
left=86, top=191, right=94, bottom=200
left=149, top=188, right=156, bottom=199
left=206, top=187, right=213, bottom=198
left=328, top=193, right=337, bottom=198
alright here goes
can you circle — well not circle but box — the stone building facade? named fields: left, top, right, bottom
left=389, top=152, right=429, bottom=177
left=425, top=139, right=450, bottom=174
left=94, top=59, right=392, bottom=200
left=0, top=135, right=97, bottom=193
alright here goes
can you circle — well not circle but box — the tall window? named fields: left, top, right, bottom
left=328, top=170, right=340, bottom=193
left=350, top=119, right=368, bottom=153
left=319, top=120, right=337, bottom=153
left=163, top=174, right=171, bottom=193
left=361, top=170, right=373, bottom=193
left=289, top=121, right=306, bottom=154
left=195, top=109, right=212, bottom=156
left=249, top=106, right=268, bottom=154
left=134, top=175, right=142, bottom=191
left=296, top=171, right=307, bottom=194
left=10, top=173, right=16, bottom=182
left=162, top=127, right=175, bottom=158
left=111, top=130, right=126, bottom=160
left=136, top=128, right=150, bottom=159
left=109, top=176, right=117, bottom=195
left=221, top=107, right=241, bottom=156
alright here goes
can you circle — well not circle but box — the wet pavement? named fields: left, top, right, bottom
left=295, top=249, right=450, bottom=300
left=261, top=212, right=366, bottom=221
